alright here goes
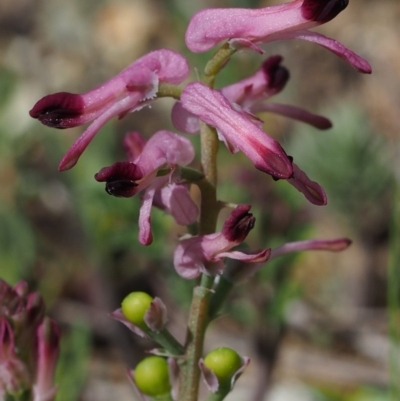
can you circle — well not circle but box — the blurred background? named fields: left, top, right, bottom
left=0, top=0, right=399, bottom=400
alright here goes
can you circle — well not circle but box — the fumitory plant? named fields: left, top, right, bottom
left=26, top=0, right=371, bottom=400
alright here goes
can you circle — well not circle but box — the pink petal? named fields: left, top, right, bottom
left=217, top=249, right=270, bottom=264
left=138, top=186, right=157, bottom=245
left=253, top=102, right=332, bottom=129
left=145, top=49, right=189, bottom=84
left=287, top=163, right=327, bottom=205
left=156, top=183, right=199, bottom=226
left=275, top=29, right=372, bottom=73
left=135, top=130, right=195, bottom=173
left=181, top=82, right=293, bottom=179
left=171, top=101, right=200, bottom=134
left=270, top=237, right=352, bottom=259
left=185, top=1, right=310, bottom=53
left=58, top=92, right=144, bottom=171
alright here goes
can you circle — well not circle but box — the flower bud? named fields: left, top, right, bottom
left=121, top=292, right=153, bottom=330
left=134, top=356, right=171, bottom=397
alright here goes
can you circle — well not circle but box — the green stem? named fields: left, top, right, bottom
left=179, top=167, right=205, bottom=182
left=203, top=44, right=237, bottom=88
left=157, top=83, right=183, bottom=99
left=198, top=123, right=220, bottom=235
left=179, top=286, right=213, bottom=401
left=178, top=43, right=237, bottom=401
left=179, top=98, right=220, bottom=401
left=150, top=328, right=185, bottom=356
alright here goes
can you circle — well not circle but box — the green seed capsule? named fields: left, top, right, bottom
left=203, top=347, right=242, bottom=385
left=134, top=356, right=171, bottom=397
left=121, top=292, right=153, bottom=329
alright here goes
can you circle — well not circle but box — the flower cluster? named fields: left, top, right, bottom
left=0, top=280, right=60, bottom=401
left=30, top=0, right=370, bottom=275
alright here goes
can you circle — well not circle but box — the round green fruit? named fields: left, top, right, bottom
left=134, top=356, right=171, bottom=397
left=203, top=347, right=242, bottom=385
left=121, top=292, right=153, bottom=329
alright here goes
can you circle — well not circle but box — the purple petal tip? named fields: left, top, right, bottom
left=94, top=162, right=143, bottom=197
left=302, top=0, right=349, bottom=23
left=222, top=205, right=255, bottom=243
left=29, top=92, right=85, bottom=128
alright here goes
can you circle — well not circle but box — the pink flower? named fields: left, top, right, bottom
left=221, top=56, right=332, bottom=130
left=185, top=0, right=371, bottom=73
left=225, top=237, right=352, bottom=282
left=180, top=82, right=293, bottom=179
left=172, top=56, right=332, bottom=133
left=95, top=131, right=198, bottom=245
left=179, top=82, right=326, bottom=205
left=29, top=50, right=189, bottom=171
left=174, top=205, right=270, bottom=279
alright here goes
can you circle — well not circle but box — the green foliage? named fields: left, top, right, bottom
left=315, top=386, right=391, bottom=401
left=55, top=323, right=90, bottom=401
left=0, top=210, right=36, bottom=283
left=288, top=105, right=394, bottom=232
left=0, top=67, right=17, bottom=110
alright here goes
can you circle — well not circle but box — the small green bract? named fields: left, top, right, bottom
left=121, top=292, right=153, bottom=329
left=134, top=356, right=171, bottom=396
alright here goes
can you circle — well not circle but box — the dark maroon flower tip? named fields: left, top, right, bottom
left=105, top=180, right=138, bottom=197
left=253, top=142, right=294, bottom=179
left=301, top=0, right=349, bottom=23
left=94, top=161, right=143, bottom=197
left=222, top=204, right=255, bottom=243
left=29, top=92, right=85, bottom=128
left=262, top=56, right=290, bottom=92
